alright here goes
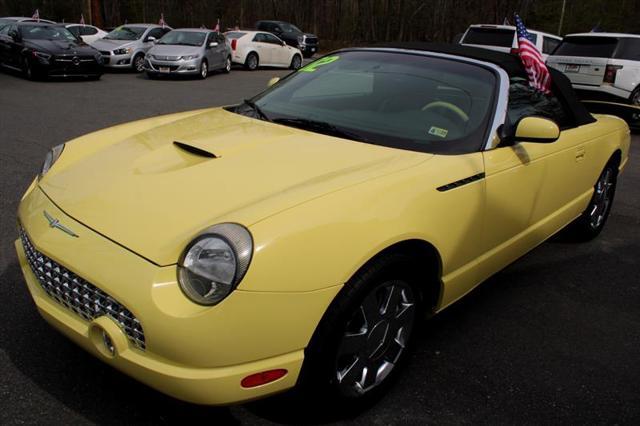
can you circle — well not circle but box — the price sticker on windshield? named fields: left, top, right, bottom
left=299, top=55, right=340, bottom=72
left=428, top=126, right=449, bottom=138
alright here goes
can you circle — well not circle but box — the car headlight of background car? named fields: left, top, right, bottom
left=178, top=223, right=253, bottom=305
left=113, top=47, right=133, bottom=55
left=40, top=144, right=65, bottom=178
left=181, top=55, right=200, bottom=61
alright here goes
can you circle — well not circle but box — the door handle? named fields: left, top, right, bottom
left=575, top=147, right=586, bottom=162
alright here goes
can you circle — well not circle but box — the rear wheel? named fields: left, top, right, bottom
left=132, top=54, right=145, bottom=73
left=199, top=59, right=208, bottom=79
left=567, top=163, right=617, bottom=241
left=299, top=252, right=421, bottom=405
left=631, top=86, right=640, bottom=106
left=290, top=54, right=302, bottom=70
left=245, top=52, right=259, bottom=71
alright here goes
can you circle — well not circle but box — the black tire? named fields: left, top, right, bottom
left=244, top=52, right=259, bottom=70
left=132, top=53, right=145, bottom=73
left=223, top=56, right=232, bottom=73
left=298, top=252, right=422, bottom=406
left=631, top=86, right=640, bottom=106
left=566, top=162, right=618, bottom=241
left=290, top=54, right=302, bottom=70
left=87, top=75, right=101, bottom=81
left=22, top=57, right=37, bottom=80
left=198, top=59, right=208, bottom=79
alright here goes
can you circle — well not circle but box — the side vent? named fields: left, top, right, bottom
left=173, top=141, right=217, bottom=158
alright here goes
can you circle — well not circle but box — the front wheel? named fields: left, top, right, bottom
left=132, top=54, right=145, bottom=73
left=631, top=86, right=640, bottom=106
left=290, top=54, right=302, bottom=70
left=299, top=252, right=420, bottom=404
left=199, top=60, right=208, bottom=79
left=567, top=163, right=617, bottom=241
left=22, top=57, right=37, bottom=80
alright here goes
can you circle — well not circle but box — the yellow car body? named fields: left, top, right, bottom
left=16, top=48, right=631, bottom=405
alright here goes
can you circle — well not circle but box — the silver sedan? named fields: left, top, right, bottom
left=145, top=29, right=232, bottom=79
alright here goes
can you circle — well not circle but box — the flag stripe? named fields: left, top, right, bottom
left=514, top=14, right=552, bottom=94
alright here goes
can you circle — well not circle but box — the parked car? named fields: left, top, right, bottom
left=92, top=24, right=171, bottom=72
left=16, top=44, right=630, bottom=406
left=145, top=29, right=231, bottom=79
left=459, top=24, right=562, bottom=60
left=547, top=33, right=640, bottom=106
left=256, top=20, right=318, bottom=58
left=0, top=17, right=56, bottom=27
left=0, top=22, right=102, bottom=79
left=224, top=30, right=302, bottom=70
left=66, top=23, right=108, bottom=44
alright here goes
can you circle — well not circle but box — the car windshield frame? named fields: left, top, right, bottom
left=236, top=49, right=501, bottom=155
left=104, top=26, right=146, bottom=41
left=553, top=36, right=620, bottom=58
left=19, top=24, right=78, bottom=41
left=157, top=30, right=207, bottom=46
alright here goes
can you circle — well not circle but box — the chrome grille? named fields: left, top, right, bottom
left=151, top=55, right=180, bottom=61
left=19, top=226, right=146, bottom=350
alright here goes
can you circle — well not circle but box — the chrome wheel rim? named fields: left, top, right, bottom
left=225, top=58, right=231, bottom=72
left=201, top=62, right=208, bottom=78
left=248, top=55, right=257, bottom=69
left=632, top=90, right=640, bottom=106
left=335, top=280, right=415, bottom=396
left=589, top=168, right=614, bottom=229
left=134, top=56, right=144, bottom=72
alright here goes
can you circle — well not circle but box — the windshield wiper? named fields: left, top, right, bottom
left=272, top=118, right=369, bottom=142
left=241, top=99, right=271, bottom=122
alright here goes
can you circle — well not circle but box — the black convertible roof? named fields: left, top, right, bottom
left=368, top=42, right=596, bottom=126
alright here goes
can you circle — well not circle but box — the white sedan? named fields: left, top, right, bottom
left=66, top=24, right=108, bottom=44
left=224, top=30, right=302, bottom=70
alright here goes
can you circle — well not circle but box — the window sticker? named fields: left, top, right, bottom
left=299, top=55, right=340, bottom=72
left=428, top=126, right=449, bottom=138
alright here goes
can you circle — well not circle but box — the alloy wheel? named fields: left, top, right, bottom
left=292, top=55, right=301, bottom=70
left=225, top=57, right=231, bottom=73
left=200, top=61, right=208, bottom=78
left=589, top=168, right=614, bottom=230
left=134, top=55, right=145, bottom=72
left=335, top=280, right=415, bottom=396
left=248, top=54, right=258, bottom=70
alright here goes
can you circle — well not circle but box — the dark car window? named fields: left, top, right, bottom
left=263, top=33, right=282, bottom=45
left=243, top=50, right=498, bottom=155
left=507, top=77, right=571, bottom=129
left=463, top=28, right=515, bottom=47
left=67, top=25, right=80, bottom=36
left=614, top=38, right=640, bottom=60
left=80, top=26, right=98, bottom=36
left=226, top=31, right=246, bottom=39
left=19, top=25, right=77, bottom=41
left=216, top=33, right=225, bottom=43
left=542, top=37, right=561, bottom=54
left=553, top=36, right=619, bottom=58
left=104, top=26, right=146, bottom=40
left=0, top=24, right=11, bottom=35
left=146, top=28, right=166, bottom=41
left=253, top=33, right=266, bottom=43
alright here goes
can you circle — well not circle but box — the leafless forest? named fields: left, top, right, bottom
left=1, top=0, right=638, bottom=46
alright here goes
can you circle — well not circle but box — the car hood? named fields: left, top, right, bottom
left=39, top=108, right=429, bottom=266
left=148, top=44, right=201, bottom=56
left=25, top=39, right=96, bottom=55
left=91, top=38, right=136, bottom=51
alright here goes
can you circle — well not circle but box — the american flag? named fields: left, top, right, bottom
left=32, top=9, right=39, bottom=22
left=514, top=14, right=552, bottom=94
left=159, top=13, right=166, bottom=28
left=79, top=13, right=85, bottom=25
left=213, top=19, right=220, bottom=32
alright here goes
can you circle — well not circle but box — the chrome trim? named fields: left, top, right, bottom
left=44, top=210, right=79, bottom=238
left=342, top=47, right=510, bottom=152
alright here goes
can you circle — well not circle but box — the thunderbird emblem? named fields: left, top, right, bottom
left=44, top=211, right=79, bottom=238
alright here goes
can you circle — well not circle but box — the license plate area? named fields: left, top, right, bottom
left=159, top=66, right=170, bottom=73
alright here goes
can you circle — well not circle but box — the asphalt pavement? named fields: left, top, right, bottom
left=0, top=66, right=639, bottom=425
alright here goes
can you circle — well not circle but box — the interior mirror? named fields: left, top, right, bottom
left=268, top=77, right=280, bottom=87
left=209, top=41, right=218, bottom=48
left=500, top=116, right=560, bottom=145
left=146, top=36, right=156, bottom=43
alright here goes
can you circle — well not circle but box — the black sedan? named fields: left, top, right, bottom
left=0, top=22, right=102, bottom=80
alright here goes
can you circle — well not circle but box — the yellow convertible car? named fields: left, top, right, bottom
left=16, top=44, right=630, bottom=405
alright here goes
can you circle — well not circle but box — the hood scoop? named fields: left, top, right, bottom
left=173, top=141, right=218, bottom=158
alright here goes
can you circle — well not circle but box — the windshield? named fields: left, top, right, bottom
left=157, top=30, right=206, bottom=46
left=104, top=26, right=146, bottom=40
left=20, top=25, right=77, bottom=41
left=238, top=50, right=497, bottom=154
left=225, top=31, right=246, bottom=39
left=553, top=36, right=619, bottom=58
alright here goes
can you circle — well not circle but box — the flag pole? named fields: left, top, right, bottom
left=557, top=0, right=567, bottom=35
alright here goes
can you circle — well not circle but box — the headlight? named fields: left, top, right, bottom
left=32, top=51, right=51, bottom=61
left=40, top=144, right=65, bottom=178
left=178, top=223, right=253, bottom=306
left=113, top=47, right=132, bottom=55
left=181, top=54, right=199, bottom=60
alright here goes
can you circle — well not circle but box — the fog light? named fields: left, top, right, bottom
left=241, top=369, right=287, bottom=388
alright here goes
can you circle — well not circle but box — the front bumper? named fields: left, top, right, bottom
left=101, top=52, right=134, bottom=68
left=299, top=44, right=318, bottom=56
left=33, top=58, right=102, bottom=77
left=145, top=58, right=200, bottom=75
left=16, top=182, right=341, bottom=405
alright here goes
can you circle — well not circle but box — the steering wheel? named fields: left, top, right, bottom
left=421, top=101, right=469, bottom=123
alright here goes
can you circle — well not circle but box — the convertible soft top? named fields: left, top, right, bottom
left=371, top=42, right=597, bottom=127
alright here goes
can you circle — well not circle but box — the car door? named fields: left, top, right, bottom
left=5, top=24, right=21, bottom=68
left=252, top=33, right=273, bottom=65
left=263, top=33, right=287, bottom=66
left=0, top=24, right=12, bottom=65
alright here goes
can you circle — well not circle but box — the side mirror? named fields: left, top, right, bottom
left=9, top=30, right=20, bottom=41
left=208, top=41, right=218, bottom=48
left=267, top=77, right=280, bottom=87
left=500, top=116, right=560, bottom=145
left=281, top=40, right=286, bottom=46
left=146, top=36, right=156, bottom=43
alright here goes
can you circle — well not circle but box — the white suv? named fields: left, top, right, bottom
left=547, top=33, right=640, bottom=106
left=459, top=24, right=562, bottom=60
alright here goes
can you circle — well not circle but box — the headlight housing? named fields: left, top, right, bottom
left=32, top=51, right=51, bottom=62
left=178, top=223, right=253, bottom=306
left=181, top=54, right=199, bottom=60
left=113, top=47, right=132, bottom=55
left=40, top=144, right=65, bottom=178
